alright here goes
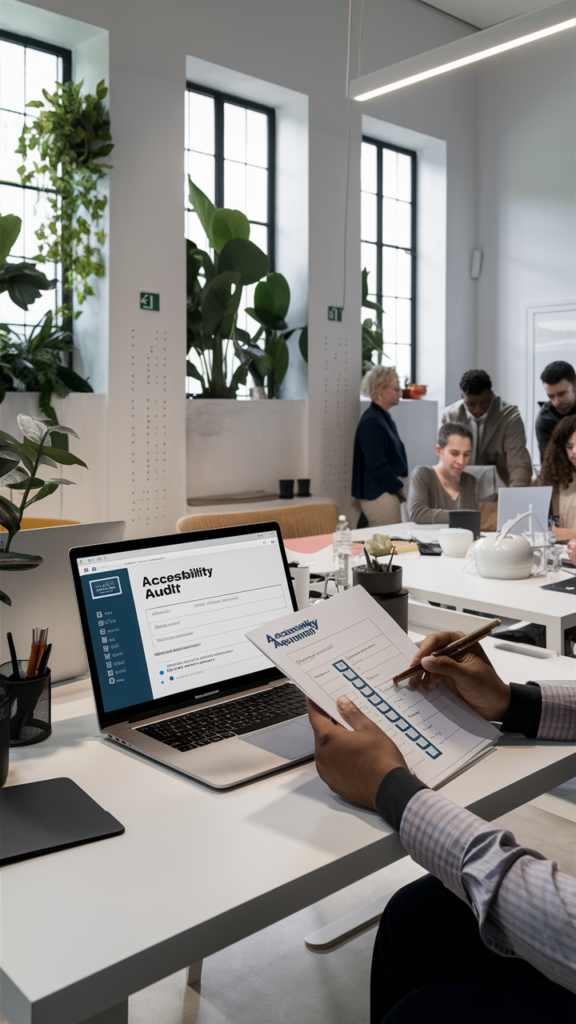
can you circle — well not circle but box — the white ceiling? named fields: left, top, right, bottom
left=416, top=0, right=563, bottom=29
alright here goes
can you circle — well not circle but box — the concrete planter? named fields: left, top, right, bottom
left=0, top=392, right=107, bottom=524
left=186, top=398, right=308, bottom=501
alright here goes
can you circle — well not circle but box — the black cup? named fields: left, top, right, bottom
left=352, top=564, right=403, bottom=595
left=0, top=661, right=52, bottom=746
left=0, top=684, right=9, bottom=786
left=279, top=479, right=294, bottom=499
left=297, top=479, right=311, bottom=497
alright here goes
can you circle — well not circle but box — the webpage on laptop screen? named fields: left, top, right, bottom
left=77, top=532, right=293, bottom=714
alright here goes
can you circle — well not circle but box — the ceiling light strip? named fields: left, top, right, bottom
left=350, top=0, right=576, bottom=101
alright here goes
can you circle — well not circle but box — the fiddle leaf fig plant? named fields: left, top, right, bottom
left=362, top=268, right=387, bottom=373
left=0, top=414, right=87, bottom=605
left=187, top=179, right=269, bottom=398
left=239, top=272, right=301, bottom=397
left=0, top=213, right=56, bottom=311
left=187, top=178, right=306, bottom=398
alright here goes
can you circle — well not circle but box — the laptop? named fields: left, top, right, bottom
left=69, top=522, right=315, bottom=789
left=497, top=486, right=553, bottom=535
left=1, top=522, right=126, bottom=683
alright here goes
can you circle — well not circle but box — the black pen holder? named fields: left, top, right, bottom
left=0, top=661, right=52, bottom=747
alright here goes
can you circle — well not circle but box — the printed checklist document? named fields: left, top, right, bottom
left=247, top=587, right=498, bottom=788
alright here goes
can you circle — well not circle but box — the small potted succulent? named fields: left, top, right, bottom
left=352, top=534, right=403, bottom=595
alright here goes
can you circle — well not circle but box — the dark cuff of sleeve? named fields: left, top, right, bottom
left=500, top=682, right=542, bottom=738
left=375, top=767, right=429, bottom=831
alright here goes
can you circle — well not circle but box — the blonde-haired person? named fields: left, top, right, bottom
left=352, top=366, right=408, bottom=527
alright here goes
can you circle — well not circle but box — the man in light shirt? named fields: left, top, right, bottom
left=307, top=634, right=576, bottom=1022
left=441, top=369, right=532, bottom=488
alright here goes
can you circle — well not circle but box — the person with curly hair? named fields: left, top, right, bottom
left=538, top=413, right=576, bottom=540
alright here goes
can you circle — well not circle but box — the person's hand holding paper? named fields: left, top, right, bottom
left=406, top=632, right=511, bottom=723
left=307, top=696, right=407, bottom=811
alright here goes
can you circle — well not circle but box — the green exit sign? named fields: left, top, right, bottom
left=140, top=292, right=160, bottom=311
left=328, top=306, right=343, bottom=322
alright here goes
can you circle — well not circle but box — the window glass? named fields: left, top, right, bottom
left=185, top=85, right=275, bottom=397
left=360, top=137, right=416, bottom=380
left=0, top=35, right=69, bottom=333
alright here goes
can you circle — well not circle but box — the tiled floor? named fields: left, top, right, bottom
left=2, top=782, right=574, bottom=1024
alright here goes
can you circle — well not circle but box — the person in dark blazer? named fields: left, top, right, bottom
left=352, top=366, right=408, bottom=527
left=441, top=369, right=532, bottom=487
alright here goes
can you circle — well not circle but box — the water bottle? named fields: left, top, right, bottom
left=333, top=514, right=352, bottom=589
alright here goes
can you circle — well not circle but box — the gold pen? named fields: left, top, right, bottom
left=392, top=618, right=502, bottom=687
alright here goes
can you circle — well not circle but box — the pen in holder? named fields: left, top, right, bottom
left=0, top=660, right=51, bottom=746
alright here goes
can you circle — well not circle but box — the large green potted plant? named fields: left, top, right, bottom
left=187, top=179, right=304, bottom=398
left=239, top=273, right=303, bottom=399
left=0, top=213, right=55, bottom=318
left=0, top=214, right=93, bottom=434
left=16, top=79, right=114, bottom=311
left=361, top=268, right=386, bottom=373
left=0, top=414, right=87, bottom=606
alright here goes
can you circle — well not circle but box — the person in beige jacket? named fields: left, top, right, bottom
left=441, top=369, right=532, bottom=488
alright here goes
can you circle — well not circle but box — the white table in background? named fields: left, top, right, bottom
left=286, top=523, right=576, bottom=655
left=2, top=650, right=576, bottom=1024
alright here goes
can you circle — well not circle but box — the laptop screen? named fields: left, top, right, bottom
left=71, top=524, right=297, bottom=724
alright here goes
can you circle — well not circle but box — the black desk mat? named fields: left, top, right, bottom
left=0, top=777, right=124, bottom=866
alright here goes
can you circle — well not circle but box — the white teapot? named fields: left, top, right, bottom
left=472, top=513, right=546, bottom=580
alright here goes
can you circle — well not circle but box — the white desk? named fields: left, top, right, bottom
left=286, top=524, right=576, bottom=655
left=2, top=658, right=576, bottom=1024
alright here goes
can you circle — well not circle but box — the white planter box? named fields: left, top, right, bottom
left=0, top=392, right=107, bottom=524
left=186, top=398, right=308, bottom=500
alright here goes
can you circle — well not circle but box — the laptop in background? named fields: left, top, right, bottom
left=1, top=522, right=125, bottom=682
left=497, top=486, right=553, bottom=535
left=69, top=522, right=315, bottom=789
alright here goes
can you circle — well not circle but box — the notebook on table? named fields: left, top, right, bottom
left=69, top=522, right=315, bottom=789
left=247, top=587, right=499, bottom=789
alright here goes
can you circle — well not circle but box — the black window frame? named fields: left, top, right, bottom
left=361, top=136, right=417, bottom=382
left=185, top=82, right=276, bottom=270
left=0, top=29, right=72, bottom=79
left=0, top=30, right=72, bottom=328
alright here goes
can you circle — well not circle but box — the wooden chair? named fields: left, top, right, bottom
left=176, top=503, right=339, bottom=540
left=0, top=518, right=80, bottom=532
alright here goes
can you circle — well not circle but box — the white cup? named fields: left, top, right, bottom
left=289, top=565, right=311, bottom=609
left=438, top=528, right=474, bottom=558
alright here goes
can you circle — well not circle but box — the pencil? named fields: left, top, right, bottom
left=392, top=618, right=502, bottom=686
left=34, top=628, right=48, bottom=677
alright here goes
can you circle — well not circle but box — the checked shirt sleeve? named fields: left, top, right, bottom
left=399, top=789, right=576, bottom=992
left=538, top=683, right=576, bottom=741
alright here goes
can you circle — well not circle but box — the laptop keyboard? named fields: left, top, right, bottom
left=136, top=683, right=308, bottom=752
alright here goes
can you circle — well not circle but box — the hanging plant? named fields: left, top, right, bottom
left=16, top=79, right=114, bottom=309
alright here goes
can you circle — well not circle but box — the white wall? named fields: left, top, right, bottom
left=2, top=0, right=480, bottom=532
left=476, top=28, right=576, bottom=422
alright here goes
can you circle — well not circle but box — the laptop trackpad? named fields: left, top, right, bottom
left=240, top=717, right=314, bottom=761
